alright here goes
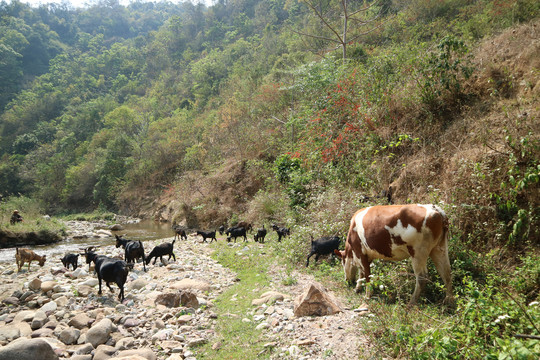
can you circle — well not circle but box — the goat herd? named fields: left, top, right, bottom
left=13, top=221, right=342, bottom=304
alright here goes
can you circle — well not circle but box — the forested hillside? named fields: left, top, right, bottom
left=2, top=0, right=539, bottom=239
left=1, top=0, right=537, bottom=244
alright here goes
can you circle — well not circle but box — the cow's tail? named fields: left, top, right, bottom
left=436, top=206, right=449, bottom=247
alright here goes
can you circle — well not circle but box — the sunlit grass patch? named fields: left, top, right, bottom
left=197, top=241, right=275, bottom=359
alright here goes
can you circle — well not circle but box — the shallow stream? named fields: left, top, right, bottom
left=0, top=219, right=175, bottom=265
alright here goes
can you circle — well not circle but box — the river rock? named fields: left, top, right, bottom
left=70, top=267, right=88, bottom=279
left=80, top=278, right=98, bottom=287
left=77, top=285, right=93, bottom=297
left=28, top=278, right=42, bottom=290
left=127, top=278, right=147, bottom=290
left=252, top=291, right=287, bottom=306
left=58, top=326, right=80, bottom=345
left=115, top=336, right=135, bottom=350
left=71, top=355, right=92, bottom=360
left=179, top=290, right=199, bottom=308
left=171, top=278, right=211, bottom=292
left=176, top=314, right=192, bottom=325
left=12, top=310, right=35, bottom=323
left=53, top=295, right=69, bottom=307
left=40, top=300, right=57, bottom=314
left=0, top=337, right=58, bottom=360
left=86, top=318, right=113, bottom=347
left=31, top=327, right=54, bottom=338
left=110, top=224, right=124, bottom=231
left=96, top=229, right=113, bottom=237
left=113, top=348, right=157, bottom=360
left=122, top=318, right=139, bottom=328
left=93, top=344, right=117, bottom=360
left=41, top=281, right=57, bottom=293
left=293, top=282, right=343, bottom=317
left=187, top=338, right=207, bottom=348
left=155, top=293, right=181, bottom=307
left=166, top=355, right=184, bottom=360
left=0, top=324, right=20, bottom=343
left=74, top=343, right=94, bottom=355
left=31, top=310, right=48, bottom=329
left=1, top=297, right=19, bottom=306
left=69, top=313, right=94, bottom=329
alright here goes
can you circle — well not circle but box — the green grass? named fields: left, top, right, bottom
left=58, top=210, right=116, bottom=222
left=0, top=196, right=66, bottom=234
left=196, top=241, right=275, bottom=359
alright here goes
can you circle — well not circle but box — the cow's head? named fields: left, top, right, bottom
left=334, top=249, right=358, bottom=285
left=38, top=255, right=46, bottom=267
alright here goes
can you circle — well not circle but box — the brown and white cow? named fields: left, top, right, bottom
left=334, top=204, right=452, bottom=305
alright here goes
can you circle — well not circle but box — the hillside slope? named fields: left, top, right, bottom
left=153, top=20, right=539, bottom=252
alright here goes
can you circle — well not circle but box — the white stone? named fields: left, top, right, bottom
left=40, top=301, right=58, bottom=313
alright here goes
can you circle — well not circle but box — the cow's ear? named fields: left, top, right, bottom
left=334, top=249, right=344, bottom=259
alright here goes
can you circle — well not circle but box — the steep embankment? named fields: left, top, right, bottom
left=0, top=229, right=63, bottom=249
left=146, top=20, right=539, bottom=236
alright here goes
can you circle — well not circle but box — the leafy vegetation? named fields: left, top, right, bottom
left=1, top=0, right=539, bottom=358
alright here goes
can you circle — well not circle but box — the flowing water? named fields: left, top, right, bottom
left=0, top=220, right=175, bottom=265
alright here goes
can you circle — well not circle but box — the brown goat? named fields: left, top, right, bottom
left=15, top=248, right=46, bottom=272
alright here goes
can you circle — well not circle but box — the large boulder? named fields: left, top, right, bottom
left=293, top=282, right=343, bottom=317
left=0, top=338, right=58, bottom=360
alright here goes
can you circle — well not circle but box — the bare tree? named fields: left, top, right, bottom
left=294, top=0, right=387, bottom=62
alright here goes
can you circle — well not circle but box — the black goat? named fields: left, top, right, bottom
left=218, top=225, right=225, bottom=235
left=272, top=224, right=290, bottom=242
left=306, top=235, right=341, bottom=267
left=226, top=227, right=247, bottom=242
left=84, top=249, right=129, bottom=301
left=254, top=226, right=267, bottom=243
left=196, top=230, right=217, bottom=243
left=172, top=225, right=187, bottom=240
left=146, top=240, right=176, bottom=265
left=60, top=253, right=79, bottom=270
left=115, top=235, right=146, bottom=271
left=236, top=221, right=253, bottom=233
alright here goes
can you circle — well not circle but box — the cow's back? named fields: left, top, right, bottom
left=353, top=204, right=445, bottom=260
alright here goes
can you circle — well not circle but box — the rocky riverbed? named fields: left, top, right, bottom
left=0, top=221, right=369, bottom=360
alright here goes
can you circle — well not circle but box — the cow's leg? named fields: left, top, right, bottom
left=410, top=255, right=429, bottom=305
left=430, top=245, right=453, bottom=304
left=357, top=258, right=371, bottom=297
